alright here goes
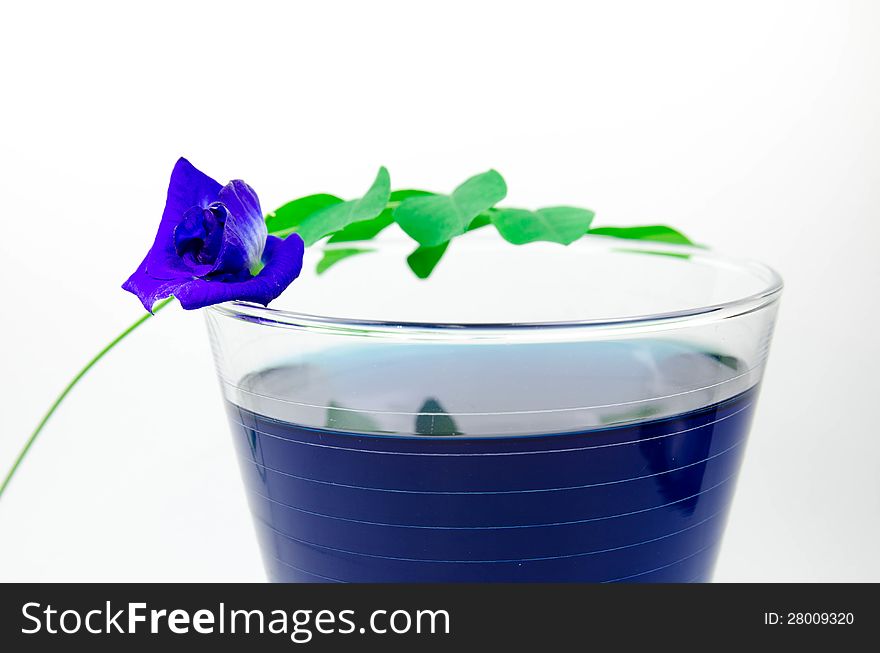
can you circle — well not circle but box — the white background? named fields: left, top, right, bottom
left=1, top=0, right=878, bottom=581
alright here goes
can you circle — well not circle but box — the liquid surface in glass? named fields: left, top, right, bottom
left=224, top=340, right=759, bottom=582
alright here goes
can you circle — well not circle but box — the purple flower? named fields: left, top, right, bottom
left=123, top=158, right=304, bottom=311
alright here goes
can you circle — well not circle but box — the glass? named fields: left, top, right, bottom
left=205, top=233, right=782, bottom=582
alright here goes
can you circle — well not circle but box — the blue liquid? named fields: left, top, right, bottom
left=225, top=343, right=758, bottom=583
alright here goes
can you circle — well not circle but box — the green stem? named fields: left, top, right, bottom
left=0, top=298, right=173, bottom=500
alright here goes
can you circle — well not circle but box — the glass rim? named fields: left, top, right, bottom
left=207, top=241, right=783, bottom=335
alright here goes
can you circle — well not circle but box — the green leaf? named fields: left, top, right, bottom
left=326, top=401, right=383, bottom=433
left=265, top=193, right=344, bottom=238
left=588, top=225, right=696, bottom=246
left=407, top=242, right=449, bottom=279
left=598, top=405, right=662, bottom=425
left=466, top=213, right=492, bottom=232
left=316, top=248, right=374, bottom=274
left=326, top=209, right=394, bottom=243
left=389, top=189, right=435, bottom=202
left=393, top=170, right=507, bottom=246
left=327, top=190, right=436, bottom=244
left=414, top=398, right=461, bottom=436
left=707, top=353, right=741, bottom=370
left=491, top=206, right=595, bottom=245
left=403, top=213, right=501, bottom=280
left=295, top=167, right=391, bottom=246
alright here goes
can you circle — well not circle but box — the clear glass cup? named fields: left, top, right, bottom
left=205, top=233, right=782, bottom=583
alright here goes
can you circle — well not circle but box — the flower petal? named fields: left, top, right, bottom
left=211, top=180, right=268, bottom=276
left=144, top=158, right=223, bottom=280
left=174, top=234, right=304, bottom=310
left=122, top=254, right=191, bottom=312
